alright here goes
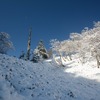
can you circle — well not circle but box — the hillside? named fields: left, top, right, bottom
left=0, top=54, right=100, bottom=100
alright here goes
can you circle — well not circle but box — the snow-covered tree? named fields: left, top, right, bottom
left=70, top=21, right=100, bottom=66
left=50, top=39, right=63, bottom=54
left=50, top=21, right=100, bottom=67
left=37, top=40, right=48, bottom=59
left=0, top=32, right=13, bottom=54
left=50, top=39, right=66, bottom=66
left=50, top=39, right=62, bottom=56
left=80, top=22, right=100, bottom=66
left=70, top=32, right=89, bottom=63
left=31, top=40, right=48, bottom=62
left=94, top=21, right=100, bottom=28
left=70, top=32, right=82, bottom=41
left=31, top=48, right=40, bottom=62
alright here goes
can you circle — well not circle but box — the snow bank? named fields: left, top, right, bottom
left=0, top=54, right=100, bottom=100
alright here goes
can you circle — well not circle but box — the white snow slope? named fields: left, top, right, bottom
left=0, top=54, right=100, bottom=100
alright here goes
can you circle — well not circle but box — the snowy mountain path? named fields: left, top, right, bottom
left=0, top=54, right=100, bottom=100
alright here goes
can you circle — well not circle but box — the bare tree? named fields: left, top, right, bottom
left=26, top=28, right=32, bottom=60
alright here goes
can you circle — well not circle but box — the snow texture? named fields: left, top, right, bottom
left=0, top=54, right=100, bottom=100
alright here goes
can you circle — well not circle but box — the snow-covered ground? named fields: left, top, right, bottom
left=0, top=54, right=100, bottom=100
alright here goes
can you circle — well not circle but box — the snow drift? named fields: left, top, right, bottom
left=0, top=54, right=100, bottom=100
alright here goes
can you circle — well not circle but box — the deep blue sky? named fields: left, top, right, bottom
left=0, top=0, right=100, bottom=57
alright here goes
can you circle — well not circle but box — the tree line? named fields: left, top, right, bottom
left=0, top=29, right=52, bottom=63
left=50, top=21, right=100, bottom=68
left=0, top=21, right=100, bottom=67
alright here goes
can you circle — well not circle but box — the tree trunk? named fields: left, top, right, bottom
left=26, top=28, right=32, bottom=60
left=96, top=55, right=100, bottom=68
left=59, top=52, right=65, bottom=67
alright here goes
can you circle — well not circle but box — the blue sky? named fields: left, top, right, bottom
left=0, top=0, right=100, bottom=57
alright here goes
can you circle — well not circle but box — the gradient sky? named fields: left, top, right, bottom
left=0, top=0, right=100, bottom=57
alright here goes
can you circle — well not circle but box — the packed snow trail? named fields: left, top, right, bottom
left=0, top=54, right=100, bottom=100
